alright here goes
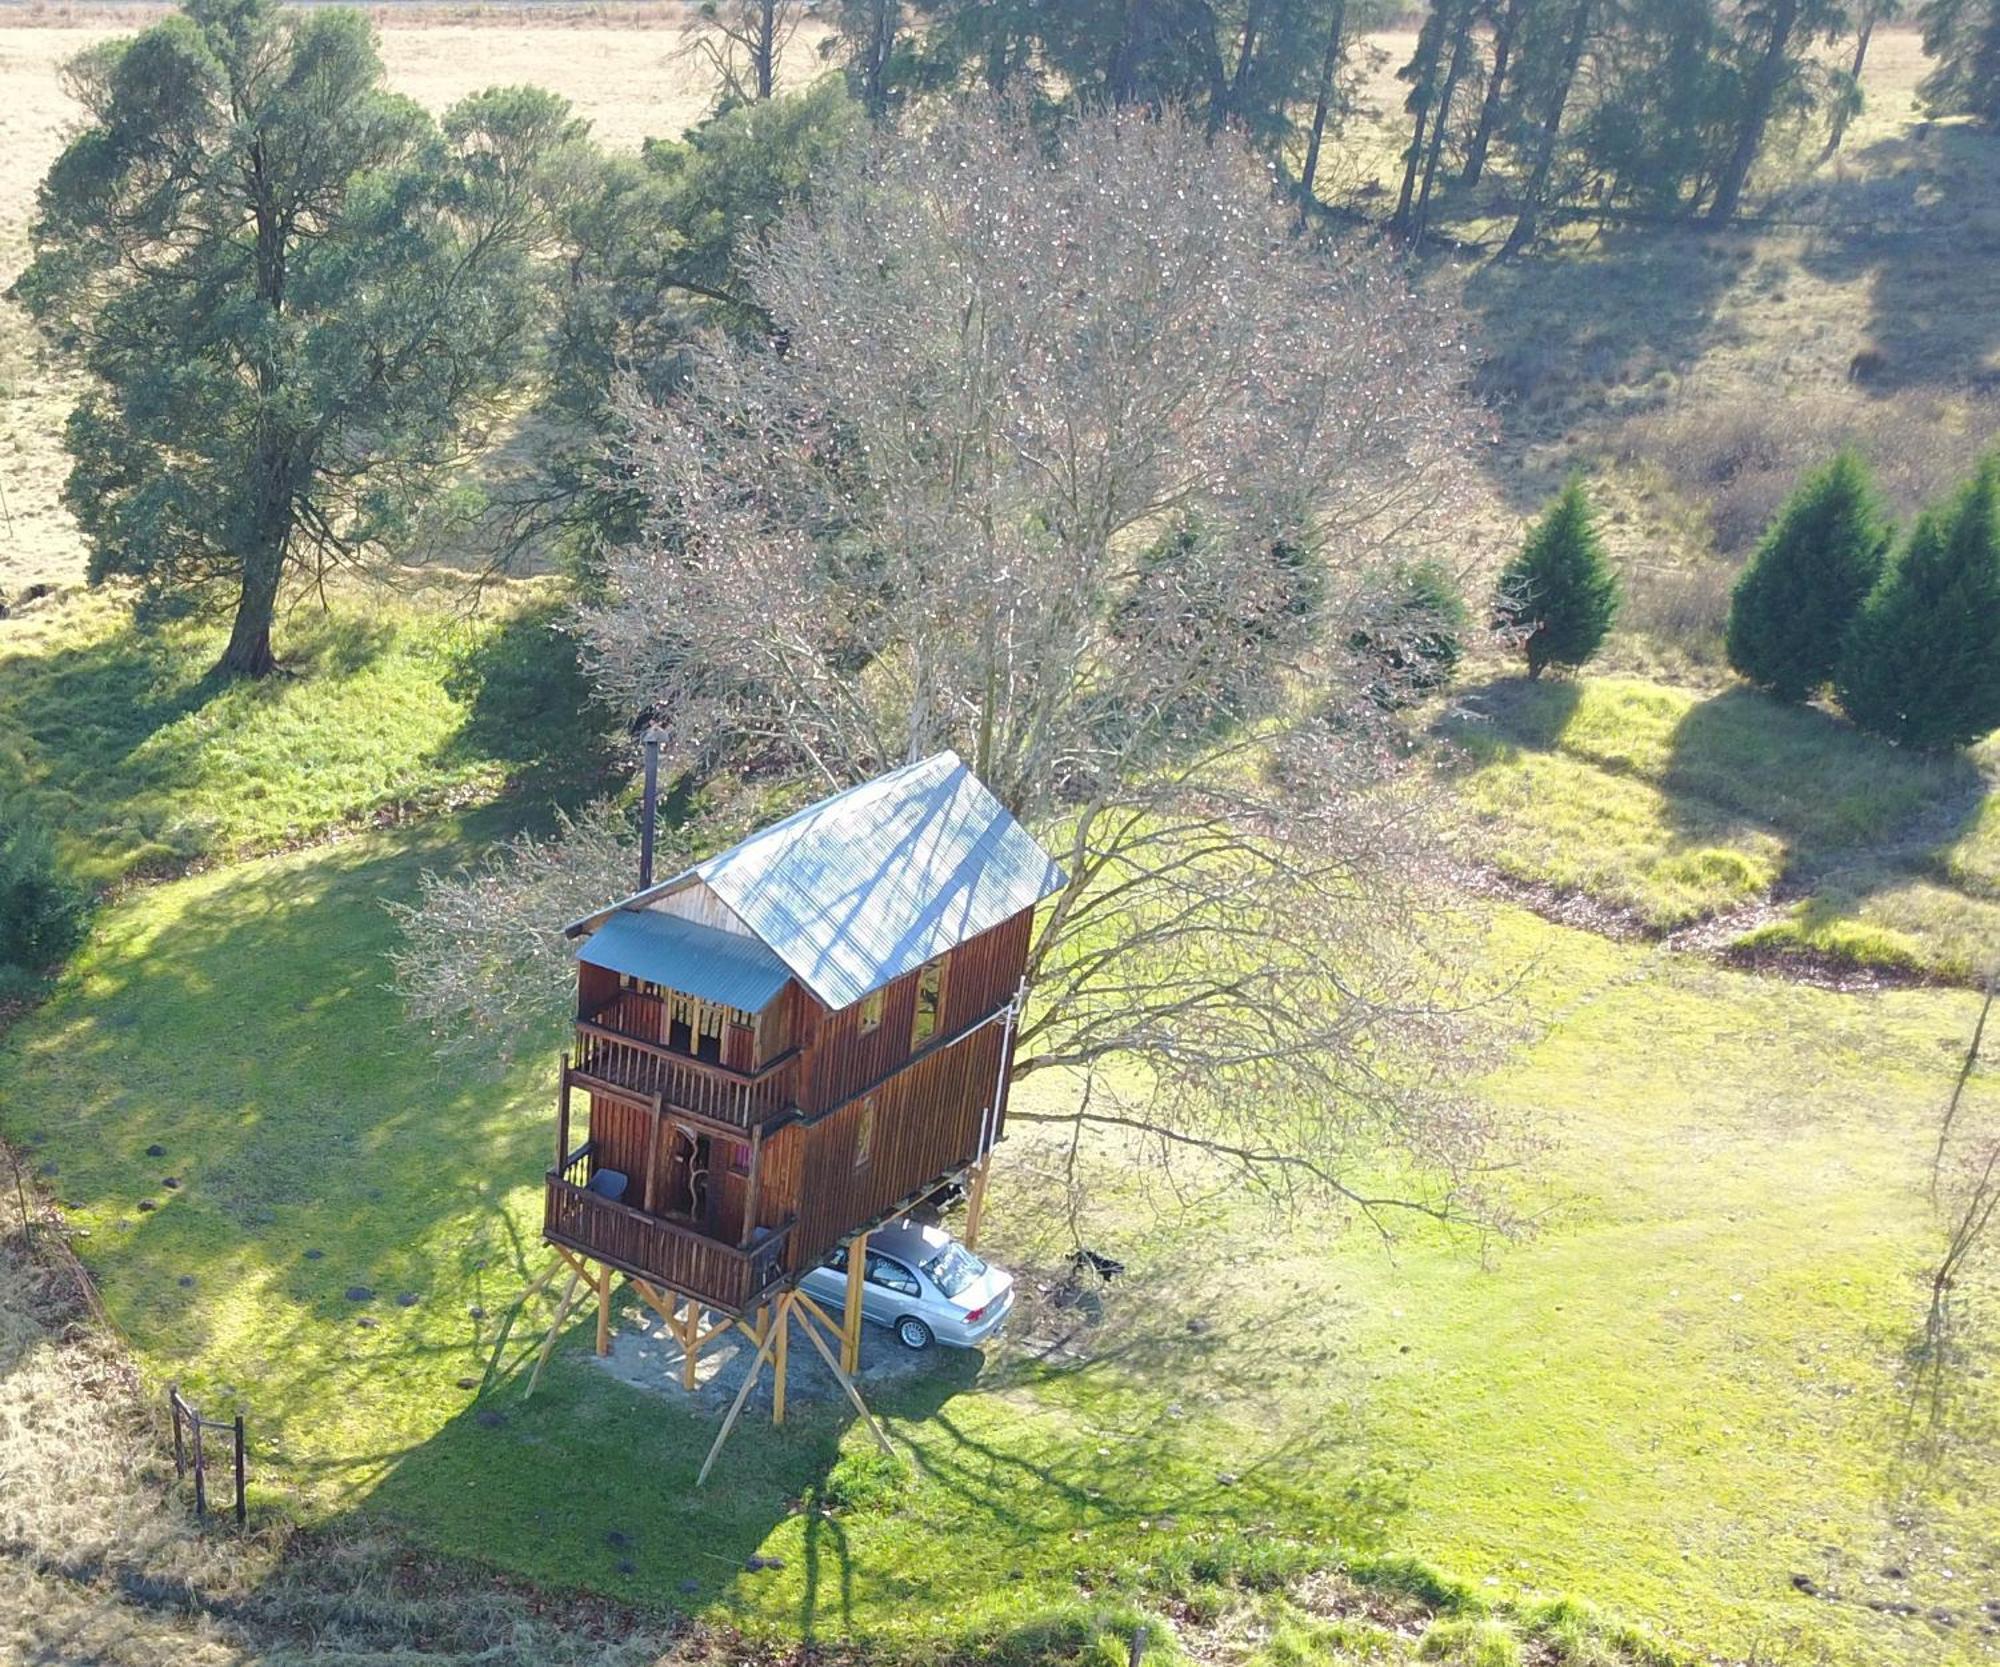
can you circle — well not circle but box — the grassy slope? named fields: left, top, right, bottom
left=5, top=818, right=1995, bottom=1665
left=0, top=583, right=609, bottom=884
left=1447, top=672, right=2000, bottom=978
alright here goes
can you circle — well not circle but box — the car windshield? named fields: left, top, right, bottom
left=921, top=1242, right=985, bottom=1299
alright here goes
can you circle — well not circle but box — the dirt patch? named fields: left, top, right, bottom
left=592, top=1301, right=938, bottom=1414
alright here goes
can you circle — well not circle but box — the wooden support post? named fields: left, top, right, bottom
left=680, top=1299, right=700, bottom=1392
left=962, top=1155, right=993, bottom=1251
left=739, top=1124, right=764, bottom=1249
left=595, top=1260, right=613, bottom=1357
left=696, top=1304, right=783, bottom=1487
left=556, top=1054, right=572, bottom=1166
left=233, top=1413, right=247, bottom=1528
left=526, top=1269, right=583, bottom=1397
left=641, top=1092, right=662, bottom=1215
left=772, top=1290, right=790, bottom=1425
left=841, top=1231, right=868, bottom=1375
left=789, top=1289, right=896, bottom=1459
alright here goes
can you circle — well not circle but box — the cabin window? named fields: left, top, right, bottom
left=858, top=988, right=883, bottom=1035
left=853, top=1098, right=876, bottom=1170
left=911, top=956, right=947, bottom=1047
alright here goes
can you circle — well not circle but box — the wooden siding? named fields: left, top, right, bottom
left=648, top=880, right=756, bottom=939
left=785, top=1016, right=1009, bottom=1270
left=549, top=902, right=1036, bottom=1297
left=794, top=908, right=1031, bottom=1115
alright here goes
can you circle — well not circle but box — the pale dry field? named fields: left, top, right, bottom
left=0, top=7, right=828, bottom=601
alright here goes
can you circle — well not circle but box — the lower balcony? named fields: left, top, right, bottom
left=543, top=1142, right=792, bottom=1316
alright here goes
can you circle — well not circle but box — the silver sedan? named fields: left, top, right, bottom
left=799, top=1220, right=1014, bottom=1351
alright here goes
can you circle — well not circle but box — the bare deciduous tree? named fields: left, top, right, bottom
left=398, top=103, right=1514, bottom=1228
left=679, top=0, right=807, bottom=103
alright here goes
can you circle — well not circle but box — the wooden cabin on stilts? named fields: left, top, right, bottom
left=518, top=747, right=1064, bottom=1482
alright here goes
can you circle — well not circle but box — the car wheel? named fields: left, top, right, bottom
left=895, top=1316, right=934, bottom=1351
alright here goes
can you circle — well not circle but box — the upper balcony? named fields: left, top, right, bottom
left=571, top=986, right=798, bottom=1133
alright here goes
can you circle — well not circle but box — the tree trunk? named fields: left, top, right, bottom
left=755, top=0, right=776, bottom=98
left=1392, top=2, right=1452, bottom=229
left=217, top=538, right=284, bottom=678
left=1225, top=0, right=1265, bottom=126
left=1298, top=0, right=1350, bottom=217
left=1823, top=10, right=1877, bottom=154
left=1502, top=0, right=1590, bottom=255
left=860, top=0, right=896, bottom=115
left=1461, top=0, right=1526, bottom=186
left=1411, top=1, right=1477, bottom=237
left=1108, top=0, right=1151, bottom=103
left=1706, top=0, right=1802, bottom=224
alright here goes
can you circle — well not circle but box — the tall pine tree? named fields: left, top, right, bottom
left=1726, top=452, right=1892, bottom=703
left=1836, top=456, right=2000, bottom=750
left=1496, top=480, right=1620, bottom=677
left=1918, top=0, right=2000, bottom=124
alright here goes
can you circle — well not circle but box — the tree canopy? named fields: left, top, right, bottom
left=1836, top=457, right=2000, bottom=751
left=1726, top=452, right=1892, bottom=703
left=399, top=102, right=1513, bottom=1225
left=19, top=0, right=588, bottom=675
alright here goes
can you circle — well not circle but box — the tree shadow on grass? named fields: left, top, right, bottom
left=1456, top=231, right=1745, bottom=510
left=426, top=594, right=620, bottom=813
left=1793, top=122, right=2000, bottom=396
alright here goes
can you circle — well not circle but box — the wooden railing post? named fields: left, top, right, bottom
left=556, top=1054, right=572, bottom=1168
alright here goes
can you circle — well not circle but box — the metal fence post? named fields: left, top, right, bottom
left=233, top=1414, right=247, bottom=1528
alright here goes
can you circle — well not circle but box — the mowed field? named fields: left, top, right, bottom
left=2, top=12, right=1999, bottom=1667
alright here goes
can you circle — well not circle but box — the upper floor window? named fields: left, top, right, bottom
left=853, top=1098, right=876, bottom=1170
left=858, top=988, right=884, bottom=1035
left=911, top=956, right=947, bottom=1047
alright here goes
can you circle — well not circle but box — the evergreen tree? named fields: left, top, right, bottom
left=1836, top=456, right=2000, bottom=751
left=1725, top=452, right=1892, bottom=702
left=19, top=0, right=587, bottom=676
left=1918, top=0, right=2000, bottom=124
left=1495, top=480, right=1619, bottom=677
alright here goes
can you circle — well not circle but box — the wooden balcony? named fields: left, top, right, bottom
left=571, top=990, right=797, bottom=1132
left=544, top=1142, right=792, bottom=1316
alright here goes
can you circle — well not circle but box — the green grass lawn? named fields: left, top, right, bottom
left=1444, top=673, right=2000, bottom=977
left=5, top=820, right=1995, bottom=1665
left=0, top=582, right=612, bottom=886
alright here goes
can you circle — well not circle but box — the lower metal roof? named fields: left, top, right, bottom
left=575, top=909, right=793, bottom=1013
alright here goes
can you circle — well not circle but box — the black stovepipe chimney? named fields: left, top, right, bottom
left=637, top=722, right=669, bottom=888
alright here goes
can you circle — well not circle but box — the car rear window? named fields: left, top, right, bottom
left=921, top=1243, right=985, bottom=1298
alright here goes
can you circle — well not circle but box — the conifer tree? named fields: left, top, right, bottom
left=1726, top=452, right=1892, bottom=703
left=1495, top=481, right=1620, bottom=678
left=1836, top=456, right=2000, bottom=750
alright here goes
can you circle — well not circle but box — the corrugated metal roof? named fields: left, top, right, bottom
left=567, top=752, right=1067, bottom=1013
left=575, top=909, right=794, bottom=1013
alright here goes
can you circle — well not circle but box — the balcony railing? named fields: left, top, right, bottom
left=544, top=1142, right=792, bottom=1315
left=571, top=990, right=796, bottom=1132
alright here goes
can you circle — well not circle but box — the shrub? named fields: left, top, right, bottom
left=1350, top=558, right=1467, bottom=707
left=1495, top=483, right=1620, bottom=678
left=1836, top=455, right=2000, bottom=751
left=0, top=817, right=90, bottom=978
left=1726, top=452, right=1892, bottom=703
left=1418, top=1617, right=1523, bottom=1667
